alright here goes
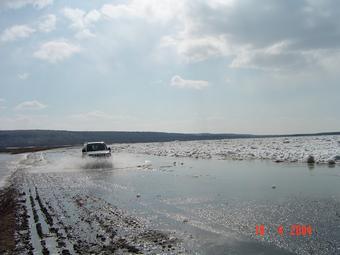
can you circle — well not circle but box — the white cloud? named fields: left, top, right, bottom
left=38, top=14, right=56, bottom=33
left=170, top=75, right=209, bottom=90
left=2, top=0, right=53, bottom=9
left=18, top=72, right=30, bottom=80
left=155, top=1, right=340, bottom=73
left=206, top=0, right=236, bottom=8
left=1, top=25, right=35, bottom=42
left=229, top=41, right=312, bottom=71
left=85, top=10, right=101, bottom=24
left=265, top=41, right=291, bottom=55
left=0, top=15, right=56, bottom=43
left=63, top=7, right=101, bottom=39
left=63, top=8, right=101, bottom=30
left=101, top=0, right=184, bottom=23
left=161, top=34, right=231, bottom=62
left=33, top=40, right=81, bottom=63
left=15, top=100, right=47, bottom=110
left=101, top=4, right=137, bottom=19
left=74, top=29, right=95, bottom=40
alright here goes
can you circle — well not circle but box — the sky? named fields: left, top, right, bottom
left=0, top=0, right=340, bottom=134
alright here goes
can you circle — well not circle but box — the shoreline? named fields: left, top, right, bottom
left=110, top=135, right=340, bottom=164
left=0, top=145, right=72, bottom=155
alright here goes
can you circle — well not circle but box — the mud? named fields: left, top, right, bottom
left=0, top=185, right=18, bottom=254
left=0, top=179, right=34, bottom=254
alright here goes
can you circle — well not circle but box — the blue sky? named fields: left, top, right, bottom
left=0, top=0, right=339, bottom=134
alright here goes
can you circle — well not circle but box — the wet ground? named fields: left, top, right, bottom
left=2, top=147, right=340, bottom=254
left=0, top=153, right=19, bottom=188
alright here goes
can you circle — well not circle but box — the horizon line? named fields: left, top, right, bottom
left=0, top=129, right=339, bottom=137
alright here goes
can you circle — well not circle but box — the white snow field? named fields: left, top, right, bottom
left=111, top=135, right=340, bottom=164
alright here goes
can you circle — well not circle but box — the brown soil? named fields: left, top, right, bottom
left=0, top=186, right=17, bottom=254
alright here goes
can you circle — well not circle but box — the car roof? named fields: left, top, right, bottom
left=84, top=141, right=106, bottom=145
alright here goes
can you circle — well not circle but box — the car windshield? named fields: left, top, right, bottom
left=86, top=143, right=107, bottom=152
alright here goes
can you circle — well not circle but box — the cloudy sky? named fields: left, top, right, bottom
left=0, top=0, right=339, bottom=134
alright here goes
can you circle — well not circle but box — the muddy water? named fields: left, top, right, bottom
left=9, top=148, right=340, bottom=254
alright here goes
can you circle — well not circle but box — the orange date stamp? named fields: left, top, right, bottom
left=255, top=224, right=313, bottom=236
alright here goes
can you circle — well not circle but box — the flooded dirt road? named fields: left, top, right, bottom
left=3, top=147, right=340, bottom=254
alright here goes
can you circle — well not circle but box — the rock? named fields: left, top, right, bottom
left=307, top=155, right=315, bottom=164
left=328, top=159, right=336, bottom=165
left=136, top=193, right=141, bottom=198
left=333, top=155, right=340, bottom=161
left=272, top=185, right=276, bottom=189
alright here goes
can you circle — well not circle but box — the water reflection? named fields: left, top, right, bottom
left=307, top=163, right=315, bottom=174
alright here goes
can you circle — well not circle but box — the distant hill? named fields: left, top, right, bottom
left=0, top=130, right=254, bottom=149
left=0, top=130, right=339, bottom=149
